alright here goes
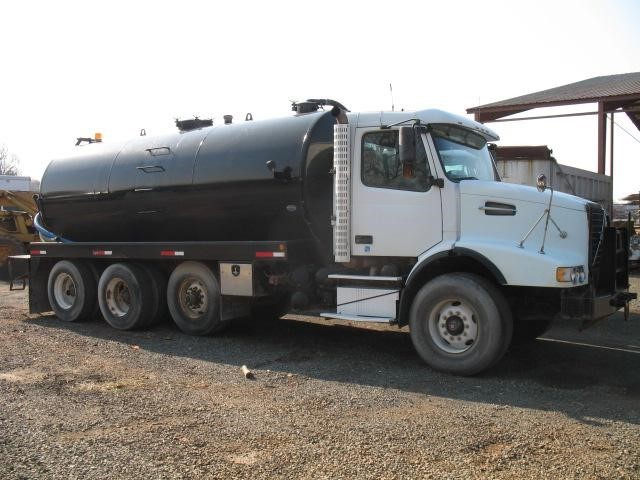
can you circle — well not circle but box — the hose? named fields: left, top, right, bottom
left=33, top=212, right=72, bottom=243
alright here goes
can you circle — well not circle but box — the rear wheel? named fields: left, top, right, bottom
left=98, top=263, right=154, bottom=330
left=409, top=273, right=512, bottom=376
left=47, top=260, right=97, bottom=322
left=167, top=261, right=227, bottom=336
left=138, top=263, right=168, bottom=327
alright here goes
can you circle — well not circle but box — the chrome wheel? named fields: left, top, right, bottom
left=178, top=277, right=209, bottom=320
left=167, top=262, right=225, bottom=336
left=53, top=272, right=77, bottom=310
left=409, top=273, right=512, bottom=375
left=104, top=277, right=131, bottom=317
left=427, top=299, right=478, bottom=354
left=98, top=263, right=154, bottom=330
left=47, top=260, right=97, bottom=322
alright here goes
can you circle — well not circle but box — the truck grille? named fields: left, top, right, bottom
left=587, top=202, right=605, bottom=269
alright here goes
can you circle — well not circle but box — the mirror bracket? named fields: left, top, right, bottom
left=427, top=176, right=444, bottom=188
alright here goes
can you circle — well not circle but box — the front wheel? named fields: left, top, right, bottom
left=409, top=273, right=512, bottom=376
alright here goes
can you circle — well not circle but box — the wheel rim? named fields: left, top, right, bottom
left=178, top=277, right=208, bottom=320
left=427, top=299, right=478, bottom=354
left=53, top=272, right=77, bottom=310
left=105, top=277, right=131, bottom=317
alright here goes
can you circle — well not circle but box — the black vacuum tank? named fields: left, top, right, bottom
left=39, top=111, right=337, bottom=250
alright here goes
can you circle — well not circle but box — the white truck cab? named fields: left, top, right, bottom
left=325, top=107, right=635, bottom=374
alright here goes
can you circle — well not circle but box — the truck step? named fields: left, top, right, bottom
left=320, top=313, right=395, bottom=324
left=329, top=274, right=403, bottom=283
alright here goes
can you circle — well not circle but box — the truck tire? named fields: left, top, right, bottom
left=167, top=261, right=227, bottom=336
left=98, top=263, right=154, bottom=330
left=138, top=263, right=169, bottom=327
left=409, top=273, right=513, bottom=376
left=47, top=260, right=97, bottom=322
left=86, top=262, right=103, bottom=318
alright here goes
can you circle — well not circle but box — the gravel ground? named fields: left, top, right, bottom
left=1, top=277, right=639, bottom=479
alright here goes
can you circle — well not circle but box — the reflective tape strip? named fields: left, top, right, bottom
left=255, top=251, right=286, bottom=258
left=92, top=250, right=113, bottom=256
left=160, top=251, right=185, bottom=257
left=30, top=250, right=47, bottom=255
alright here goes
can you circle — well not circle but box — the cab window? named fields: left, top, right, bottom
left=361, top=130, right=430, bottom=191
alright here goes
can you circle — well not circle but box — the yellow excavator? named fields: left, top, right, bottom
left=0, top=190, right=40, bottom=270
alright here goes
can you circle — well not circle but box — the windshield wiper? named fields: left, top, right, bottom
left=452, top=176, right=478, bottom=181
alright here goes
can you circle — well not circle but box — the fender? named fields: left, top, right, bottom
left=397, top=247, right=506, bottom=326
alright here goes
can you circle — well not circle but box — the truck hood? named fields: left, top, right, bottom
left=459, top=180, right=588, bottom=212
left=455, top=179, right=591, bottom=287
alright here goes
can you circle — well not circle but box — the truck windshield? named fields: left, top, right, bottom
left=431, top=124, right=497, bottom=182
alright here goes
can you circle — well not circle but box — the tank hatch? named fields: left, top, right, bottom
left=176, top=117, right=213, bottom=132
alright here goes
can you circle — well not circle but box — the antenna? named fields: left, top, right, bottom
left=389, top=83, right=395, bottom=112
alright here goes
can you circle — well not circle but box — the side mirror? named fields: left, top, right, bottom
left=536, top=173, right=547, bottom=192
left=398, top=126, right=416, bottom=166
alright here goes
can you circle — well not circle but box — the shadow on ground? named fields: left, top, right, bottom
left=25, top=308, right=640, bottom=426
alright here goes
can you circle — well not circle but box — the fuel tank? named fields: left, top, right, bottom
left=39, top=111, right=337, bottom=251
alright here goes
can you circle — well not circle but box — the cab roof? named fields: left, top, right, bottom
left=349, top=109, right=499, bottom=141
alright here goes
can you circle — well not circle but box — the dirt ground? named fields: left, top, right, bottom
left=1, top=277, right=639, bottom=479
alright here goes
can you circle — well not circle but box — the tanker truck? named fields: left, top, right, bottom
left=10, top=100, right=636, bottom=375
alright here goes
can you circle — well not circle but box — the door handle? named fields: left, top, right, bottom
left=137, top=165, right=165, bottom=173
left=145, top=147, right=171, bottom=156
left=355, top=235, right=373, bottom=244
left=479, top=202, right=516, bottom=216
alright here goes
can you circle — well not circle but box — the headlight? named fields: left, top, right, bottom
left=556, top=266, right=586, bottom=284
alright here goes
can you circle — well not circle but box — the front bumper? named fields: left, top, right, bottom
left=560, top=225, right=636, bottom=322
left=561, top=287, right=636, bottom=321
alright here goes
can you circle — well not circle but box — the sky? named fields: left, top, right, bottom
left=1, top=0, right=639, bottom=200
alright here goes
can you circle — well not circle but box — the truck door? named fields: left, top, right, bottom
left=351, top=128, right=442, bottom=257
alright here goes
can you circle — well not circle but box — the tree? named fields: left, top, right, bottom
left=0, top=145, right=20, bottom=175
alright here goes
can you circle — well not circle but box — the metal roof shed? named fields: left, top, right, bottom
left=466, top=72, right=640, bottom=175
